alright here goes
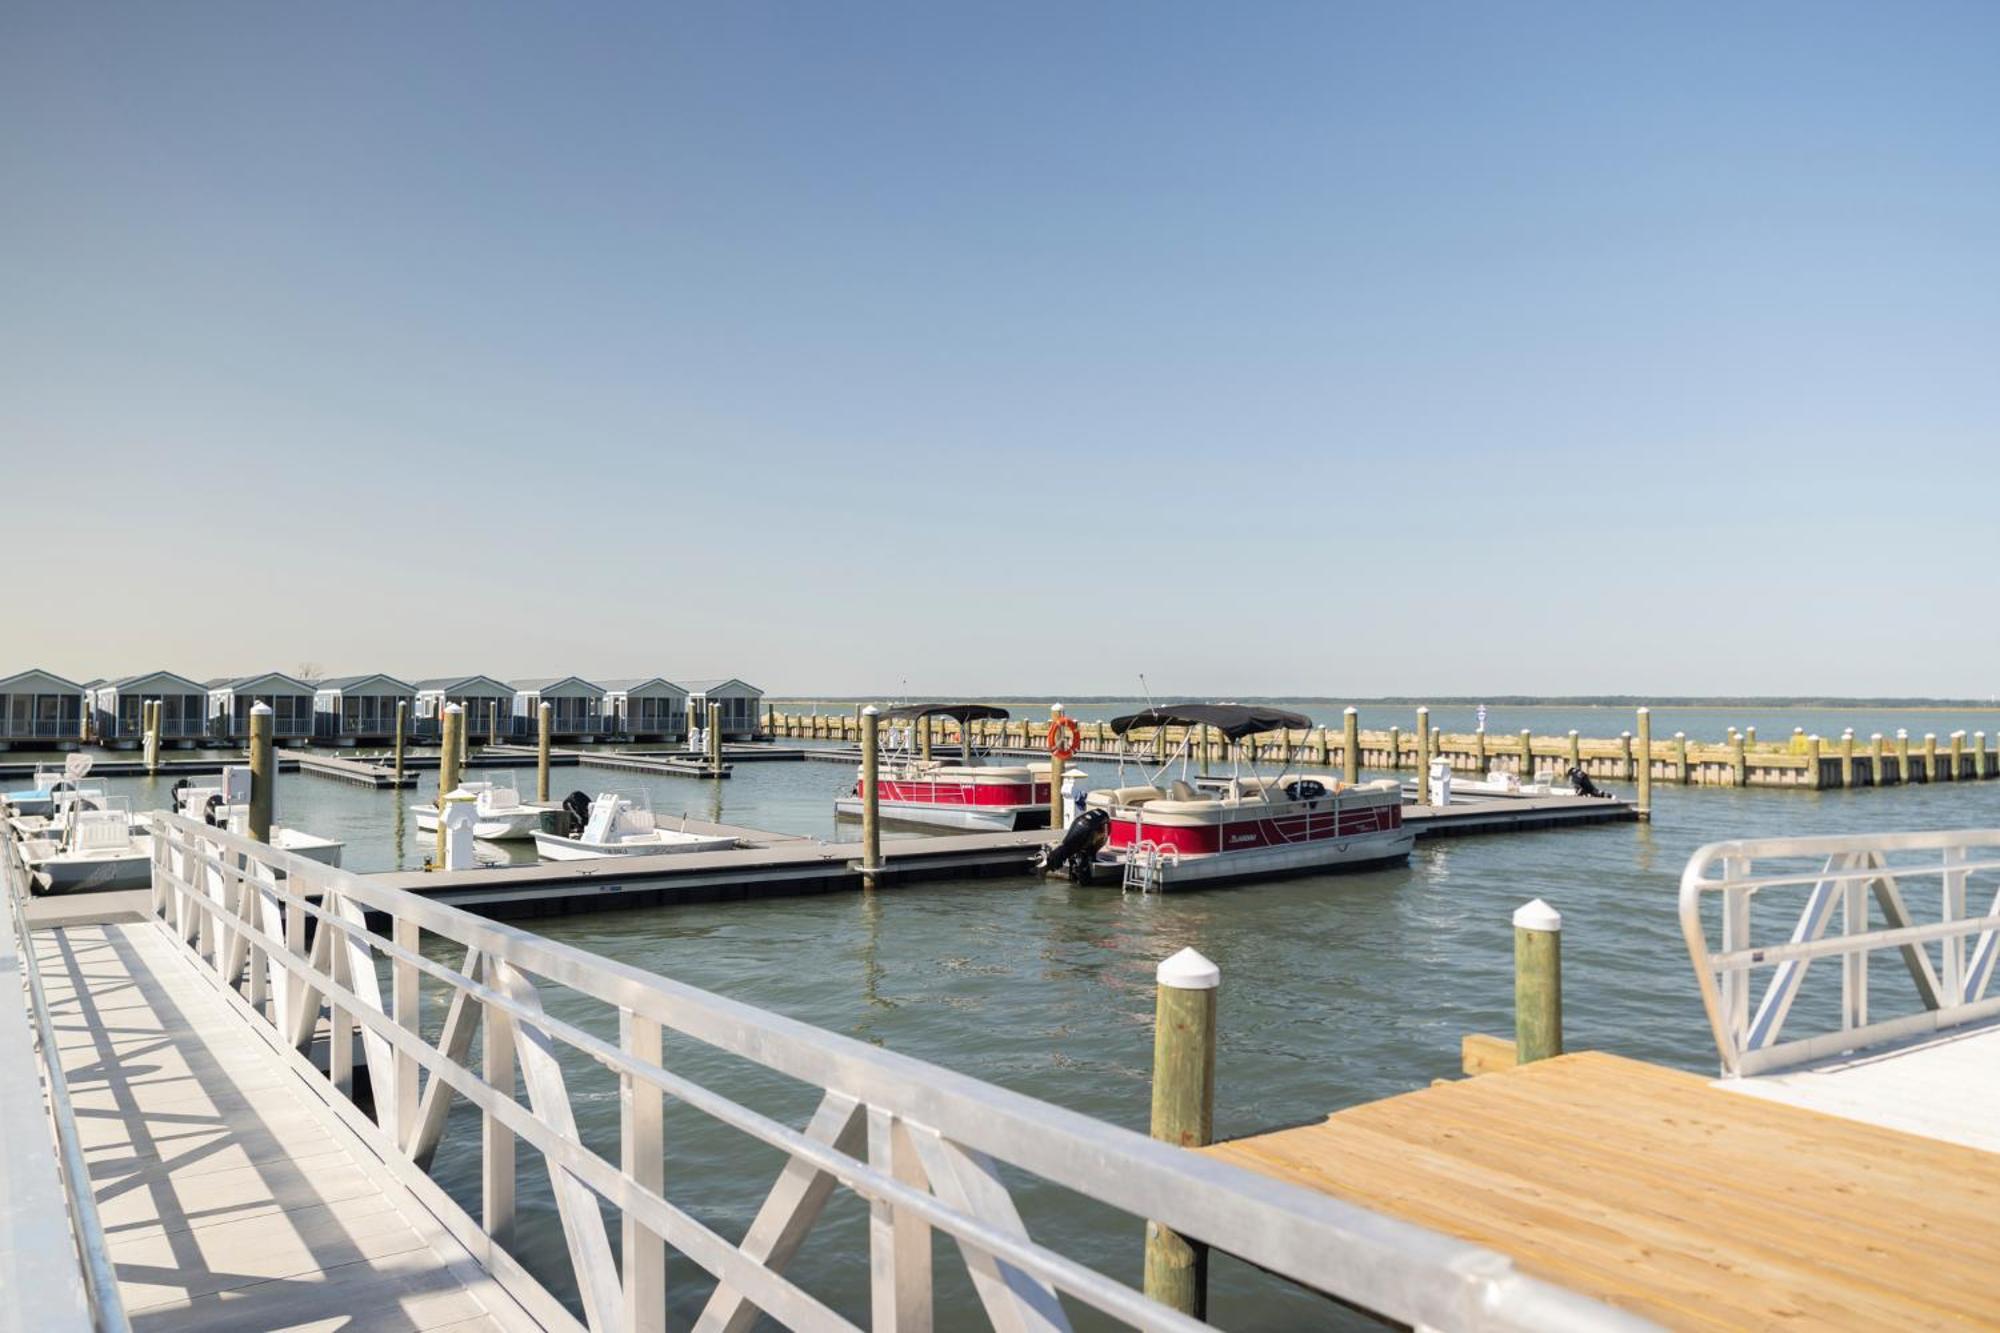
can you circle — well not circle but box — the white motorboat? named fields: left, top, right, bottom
left=1405, top=766, right=1570, bottom=802
left=171, top=771, right=345, bottom=866
left=1049, top=704, right=1413, bottom=890
left=832, top=703, right=1087, bottom=832
left=3, top=755, right=107, bottom=819
left=411, top=777, right=548, bottom=841
left=533, top=792, right=737, bottom=861
left=20, top=798, right=154, bottom=894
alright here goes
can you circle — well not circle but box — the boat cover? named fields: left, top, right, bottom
left=880, top=703, right=1012, bottom=723
left=1109, top=703, right=1314, bottom=739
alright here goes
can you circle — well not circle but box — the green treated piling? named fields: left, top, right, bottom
left=1144, top=947, right=1218, bottom=1319
left=247, top=703, right=274, bottom=844
left=536, top=702, right=552, bottom=803
left=393, top=700, right=407, bottom=786
left=1415, top=708, right=1432, bottom=804
left=1635, top=709, right=1652, bottom=819
left=1513, top=900, right=1563, bottom=1064
left=1342, top=708, right=1360, bottom=785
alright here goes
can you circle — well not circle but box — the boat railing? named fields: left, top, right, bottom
left=1681, top=828, right=2000, bottom=1077
left=142, top=809, right=1629, bottom=1333
left=1, top=830, right=130, bottom=1331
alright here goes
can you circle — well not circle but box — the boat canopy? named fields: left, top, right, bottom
left=881, top=703, right=1012, bottom=723
left=1109, top=703, right=1313, bottom=739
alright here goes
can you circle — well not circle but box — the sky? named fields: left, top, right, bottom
left=2, top=3, right=1996, bottom=697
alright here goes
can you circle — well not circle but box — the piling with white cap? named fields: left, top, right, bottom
left=1144, top=946, right=1219, bottom=1317
left=1519, top=728, right=1533, bottom=780
left=1729, top=729, right=1747, bottom=787
left=1949, top=731, right=1965, bottom=782
left=1342, top=707, right=1360, bottom=785
left=487, top=700, right=499, bottom=749
left=536, top=701, right=552, bottom=803
left=1513, top=899, right=1563, bottom=1064
left=1049, top=704, right=1067, bottom=830
left=248, top=702, right=274, bottom=843
left=859, top=706, right=881, bottom=886
left=1839, top=729, right=1854, bottom=787
left=707, top=701, right=723, bottom=771
left=1874, top=732, right=1888, bottom=785
left=1567, top=729, right=1581, bottom=773
left=1674, top=730, right=1689, bottom=785
left=437, top=704, right=464, bottom=866
left=1924, top=733, right=1938, bottom=783
left=1806, top=735, right=1823, bottom=789
left=393, top=699, right=407, bottom=786
left=143, top=699, right=160, bottom=775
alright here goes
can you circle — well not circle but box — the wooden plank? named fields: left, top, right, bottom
left=1459, top=1032, right=1516, bottom=1075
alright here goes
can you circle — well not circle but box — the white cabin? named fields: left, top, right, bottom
left=599, top=677, right=688, bottom=742
left=0, top=669, right=86, bottom=749
left=509, top=676, right=607, bottom=740
left=314, top=674, right=418, bottom=744
left=413, top=675, right=515, bottom=741
left=679, top=678, right=764, bottom=741
left=206, top=672, right=316, bottom=742
left=89, top=671, right=209, bottom=744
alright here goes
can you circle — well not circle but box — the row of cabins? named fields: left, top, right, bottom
left=0, top=669, right=764, bottom=748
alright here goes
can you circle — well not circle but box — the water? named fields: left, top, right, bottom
left=66, top=751, right=2000, bottom=1328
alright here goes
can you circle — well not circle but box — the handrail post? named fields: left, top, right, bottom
left=860, top=705, right=881, bottom=887
left=1514, top=900, right=1563, bottom=1063
left=537, top=701, right=553, bottom=803
left=621, top=1008, right=666, bottom=1333
left=248, top=702, right=274, bottom=844
left=1145, top=947, right=1218, bottom=1318
left=484, top=962, right=517, bottom=1246
left=394, top=916, right=421, bottom=1151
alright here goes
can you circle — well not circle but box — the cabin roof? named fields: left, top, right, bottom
left=204, top=672, right=314, bottom=694
left=597, top=677, right=687, bottom=696
left=509, top=676, right=605, bottom=696
left=412, top=675, right=513, bottom=695
left=678, top=678, right=762, bottom=697
left=316, top=673, right=418, bottom=694
left=107, top=670, right=207, bottom=694
left=0, top=668, right=86, bottom=694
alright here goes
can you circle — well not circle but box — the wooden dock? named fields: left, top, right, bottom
left=37, top=918, right=538, bottom=1330
left=278, top=748, right=415, bottom=789
left=1207, top=1049, right=2000, bottom=1330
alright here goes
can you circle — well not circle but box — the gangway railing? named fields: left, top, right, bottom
left=143, top=809, right=1639, bottom=1333
left=1681, top=828, right=2000, bottom=1077
left=1, top=836, right=129, bottom=1331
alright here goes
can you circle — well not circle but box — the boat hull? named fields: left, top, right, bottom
left=833, top=796, right=1049, bottom=832
left=531, top=830, right=739, bottom=861
left=24, top=835, right=157, bottom=895
left=411, top=805, right=547, bottom=841
left=1099, top=828, right=1414, bottom=889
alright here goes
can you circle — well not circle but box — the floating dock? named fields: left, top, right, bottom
left=277, top=748, right=415, bottom=788
left=1207, top=1041, right=2000, bottom=1329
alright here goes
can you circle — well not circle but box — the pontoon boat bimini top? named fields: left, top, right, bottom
left=1108, top=703, right=1313, bottom=739
left=881, top=703, right=1012, bottom=723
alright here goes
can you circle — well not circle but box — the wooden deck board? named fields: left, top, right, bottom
left=1207, top=1052, right=2000, bottom=1330
left=36, top=921, right=542, bottom=1332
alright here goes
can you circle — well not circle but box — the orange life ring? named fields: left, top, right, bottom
left=1046, top=716, right=1082, bottom=760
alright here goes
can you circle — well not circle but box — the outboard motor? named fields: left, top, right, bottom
left=1566, top=765, right=1609, bottom=799
left=561, top=790, right=593, bottom=837
left=201, top=793, right=226, bottom=827
left=1036, top=808, right=1109, bottom=883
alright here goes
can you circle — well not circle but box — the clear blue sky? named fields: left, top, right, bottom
left=3, top=4, right=1995, bottom=696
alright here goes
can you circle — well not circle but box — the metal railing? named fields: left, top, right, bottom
left=144, top=810, right=1634, bottom=1333
left=1681, top=829, right=2000, bottom=1077
left=1, top=837, right=129, bottom=1331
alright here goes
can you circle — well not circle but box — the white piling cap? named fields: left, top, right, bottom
left=1873, top=732, right=1884, bottom=740
left=1674, top=731, right=1685, bottom=739
left=444, top=702, right=463, bottom=715
left=1051, top=702, right=1064, bottom=715
left=1344, top=706, right=1357, bottom=715
left=1637, top=706, right=1649, bottom=716
left=250, top=701, right=272, bottom=715
left=862, top=704, right=879, bottom=716
left=1513, top=899, right=1562, bottom=932
left=1156, top=947, right=1220, bottom=990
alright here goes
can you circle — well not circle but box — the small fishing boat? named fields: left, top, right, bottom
left=833, top=703, right=1086, bottom=832
left=19, top=798, right=154, bottom=894
left=532, top=791, right=738, bottom=861
left=171, top=773, right=344, bottom=866
left=1054, top=704, right=1413, bottom=890
left=411, top=776, right=547, bottom=841
left=3, top=756, right=107, bottom=819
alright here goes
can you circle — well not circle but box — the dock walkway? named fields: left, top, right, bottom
left=38, top=918, right=537, bottom=1331
left=1208, top=1048, right=2000, bottom=1330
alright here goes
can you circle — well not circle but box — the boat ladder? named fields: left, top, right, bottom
left=1122, top=841, right=1177, bottom=894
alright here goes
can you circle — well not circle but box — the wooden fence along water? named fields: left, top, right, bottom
left=762, top=709, right=2000, bottom=790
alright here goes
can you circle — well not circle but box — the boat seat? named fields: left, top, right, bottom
left=1169, top=780, right=1200, bottom=801
left=1090, top=785, right=1166, bottom=808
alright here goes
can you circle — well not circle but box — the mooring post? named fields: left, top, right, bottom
left=248, top=702, right=274, bottom=843
left=1635, top=709, right=1652, bottom=819
left=143, top=699, right=160, bottom=775
left=1415, top=708, right=1432, bottom=804
left=1806, top=735, right=1823, bottom=790
left=1979, top=732, right=1991, bottom=779
left=1519, top=728, right=1533, bottom=780
left=1924, top=733, right=1938, bottom=783
left=1388, top=725, right=1401, bottom=773
left=1566, top=729, right=1581, bottom=773
left=1619, top=731, right=1634, bottom=780
left=536, top=702, right=552, bottom=803
left=393, top=699, right=407, bottom=786
left=437, top=704, right=464, bottom=866
left=1840, top=730, right=1855, bottom=788
left=1514, top=899, right=1563, bottom=1063
left=1896, top=729, right=1910, bottom=783
left=458, top=703, right=470, bottom=769
left=859, top=705, right=881, bottom=886
left=1674, top=731, right=1689, bottom=784
left=1874, top=732, right=1889, bottom=785
left=1474, top=726, right=1488, bottom=774
left=1144, top=947, right=1218, bottom=1319
left=487, top=700, right=500, bottom=749
left=707, top=701, right=723, bottom=771
left=1745, top=726, right=1757, bottom=748
left=1342, top=707, right=1360, bottom=785
left=1730, top=730, right=1747, bottom=787
left=918, top=713, right=932, bottom=763
left=1049, top=703, right=1067, bottom=829
left=1950, top=731, right=1965, bottom=782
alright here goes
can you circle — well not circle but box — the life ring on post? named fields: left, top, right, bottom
left=1047, top=716, right=1082, bottom=761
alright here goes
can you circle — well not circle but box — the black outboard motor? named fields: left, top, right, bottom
left=1566, top=765, right=1610, bottom=799
left=561, top=790, right=593, bottom=837
left=1036, top=808, right=1110, bottom=883
left=202, top=793, right=226, bottom=827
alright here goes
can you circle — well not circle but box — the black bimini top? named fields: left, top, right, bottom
left=1109, top=703, right=1314, bottom=739
left=880, top=703, right=1012, bottom=723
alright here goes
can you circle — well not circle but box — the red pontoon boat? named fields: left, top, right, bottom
left=834, top=703, right=1085, bottom=832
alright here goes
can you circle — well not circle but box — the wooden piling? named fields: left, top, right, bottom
left=437, top=704, right=463, bottom=866
left=1806, top=735, right=1823, bottom=790
left=247, top=703, right=274, bottom=843
left=487, top=701, right=499, bottom=749
left=1513, top=900, right=1562, bottom=1064
left=1388, top=726, right=1401, bottom=772
left=143, top=699, right=160, bottom=775
left=1950, top=731, right=1965, bottom=782
left=860, top=705, right=881, bottom=886
left=1896, top=730, right=1911, bottom=783
left=1874, top=733, right=1889, bottom=785
left=1566, top=730, right=1581, bottom=773
left=1635, top=709, right=1652, bottom=819
left=1519, top=728, right=1533, bottom=780
left=1342, top=708, right=1360, bottom=785
left=393, top=699, right=407, bottom=786
left=1049, top=704, right=1067, bottom=829
left=708, top=702, right=723, bottom=771
left=1730, top=731, right=1747, bottom=787
left=918, top=714, right=932, bottom=763
left=1980, top=732, right=1991, bottom=779
left=1840, top=731, right=1855, bottom=788
left=1474, top=727, right=1488, bottom=774
left=1144, top=947, right=1218, bottom=1319
left=1312, top=726, right=1329, bottom=766
left=536, top=702, right=552, bottom=803
left=1415, top=708, right=1432, bottom=804
left=1924, top=733, right=1938, bottom=783
left=1674, top=732, right=1689, bottom=784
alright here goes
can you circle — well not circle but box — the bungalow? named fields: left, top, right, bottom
left=90, top=671, right=210, bottom=746
left=412, top=676, right=515, bottom=741
left=599, top=677, right=688, bottom=742
left=0, top=669, right=86, bottom=749
left=206, top=673, right=316, bottom=743
left=679, top=678, right=764, bottom=741
left=314, top=674, right=418, bottom=745
left=509, top=677, right=607, bottom=741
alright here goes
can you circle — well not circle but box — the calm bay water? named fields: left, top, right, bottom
left=68, top=744, right=2000, bottom=1328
